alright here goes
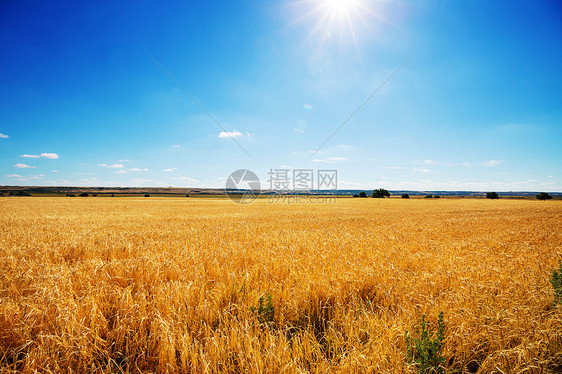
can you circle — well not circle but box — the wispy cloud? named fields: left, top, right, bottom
left=311, top=157, right=348, bottom=163
left=218, top=130, right=242, bottom=138
left=293, top=128, right=305, bottom=133
left=14, top=163, right=35, bottom=168
left=126, top=178, right=153, bottom=186
left=164, top=167, right=177, bottom=172
left=413, top=167, right=430, bottom=173
left=0, top=133, right=8, bottom=139
left=52, top=170, right=59, bottom=173
left=482, top=160, right=504, bottom=167
left=382, top=166, right=406, bottom=170
left=171, top=176, right=200, bottom=183
left=171, top=144, right=181, bottom=148
left=114, top=170, right=128, bottom=174
left=98, top=163, right=124, bottom=169
left=128, top=168, right=148, bottom=171
left=20, top=153, right=59, bottom=159
left=6, top=174, right=43, bottom=181
left=423, top=160, right=438, bottom=165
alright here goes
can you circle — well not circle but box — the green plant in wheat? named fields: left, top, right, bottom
left=551, top=260, right=562, bottom=305
left=252, top=292, right=274, bottom=324
left=405, top=311, right=446, bottom=373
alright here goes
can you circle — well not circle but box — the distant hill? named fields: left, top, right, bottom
left=0, top=185, right=560, bottom=198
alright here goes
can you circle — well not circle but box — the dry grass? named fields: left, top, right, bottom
left=0, top=197, right=561, bottom=373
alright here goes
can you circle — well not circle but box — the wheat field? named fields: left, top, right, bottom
left=0, top=197, right=561, bottom=373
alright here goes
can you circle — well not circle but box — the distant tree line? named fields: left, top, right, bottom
left=352, top=189, right=392, bottom=198
left=5, top=191, right=32, bottom=196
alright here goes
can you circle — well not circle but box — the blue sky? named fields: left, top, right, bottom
left=1, top=0, right=561, bottom=191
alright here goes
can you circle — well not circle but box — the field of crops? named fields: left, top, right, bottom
left=1, top=197, right=561, bottom=373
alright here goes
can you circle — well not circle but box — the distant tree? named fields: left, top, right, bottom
left=401, top=193, right=410, bottom=199
left=10, top=191, right=31, bottom=196
left=536, top=192, right=553, bottom=200
left=372, top=188, right=390, bottom=198
left=186, top=193, right=190, bottom=197
left=92, top=194, right=97, bottom=197
left=359, top=191, right=368, bottom=198
left=144, top=194, right=150, bottom=197
left=433, top=195, right=440, bottom=199
left=66, top=193, right=76, bottom=197
left=352, top=194, right=359, bottom=198
left=79, top=192, right=89, bottom=197
left=111, top=194, right=115, bottom=197
left=486, top=192, right=500, bottom=199
left=424, top=195, right=433, bottom=199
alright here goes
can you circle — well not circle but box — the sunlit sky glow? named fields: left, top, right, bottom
left=1, top=0, right=561, bottom=191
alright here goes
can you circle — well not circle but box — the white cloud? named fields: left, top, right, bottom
left=413, top=167, right=430, bottom=173
left=118, top=159, right=131, bottom=162
left=126, top=178, right=153, bottom=186
left=115, top=170, right=128, bottom=174
left=128, top=168, right=148, bottom=171
left=171, top=176, right=200, bottom=183
left=336, top=144, right=352, bottom=150
left=6, top=174, right=43, bottom=181
left=382, top=166, right=406, bottom=170
left=293, top=128, right=305, bottom=133
left=80, top=177, right=98, bottom=183
left=14, top=163, right=35, bottom=169
left=547, top=176, right=553, bottom=178
left=98, top=163, right=124, bottom=169
left=40, top=153, right=59, bottom=159
left=52, top=170, right=59, bottom=173
left=0, top=133, right=8, bottom=138
left=164, top=167, right=177, bottom=172
left=482, top=160, right=504, bottom=167
left=171, top=145, right=181, bottom=148
left=311, top=157, right=348, bottom=163
left=218, top=130, right=242, bottom=138
left=423, top=160, right=438, bottom=165
left=338, top=178, right=562, bottom=192
left=20, top=153, right=59, bottom=159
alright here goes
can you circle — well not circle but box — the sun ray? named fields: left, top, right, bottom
left=281, top=0, right=386, bottom=62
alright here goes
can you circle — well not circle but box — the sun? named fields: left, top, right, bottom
left=285, top=0, right=384, bottom=62
left=325, top=0, right=360, bottom=18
